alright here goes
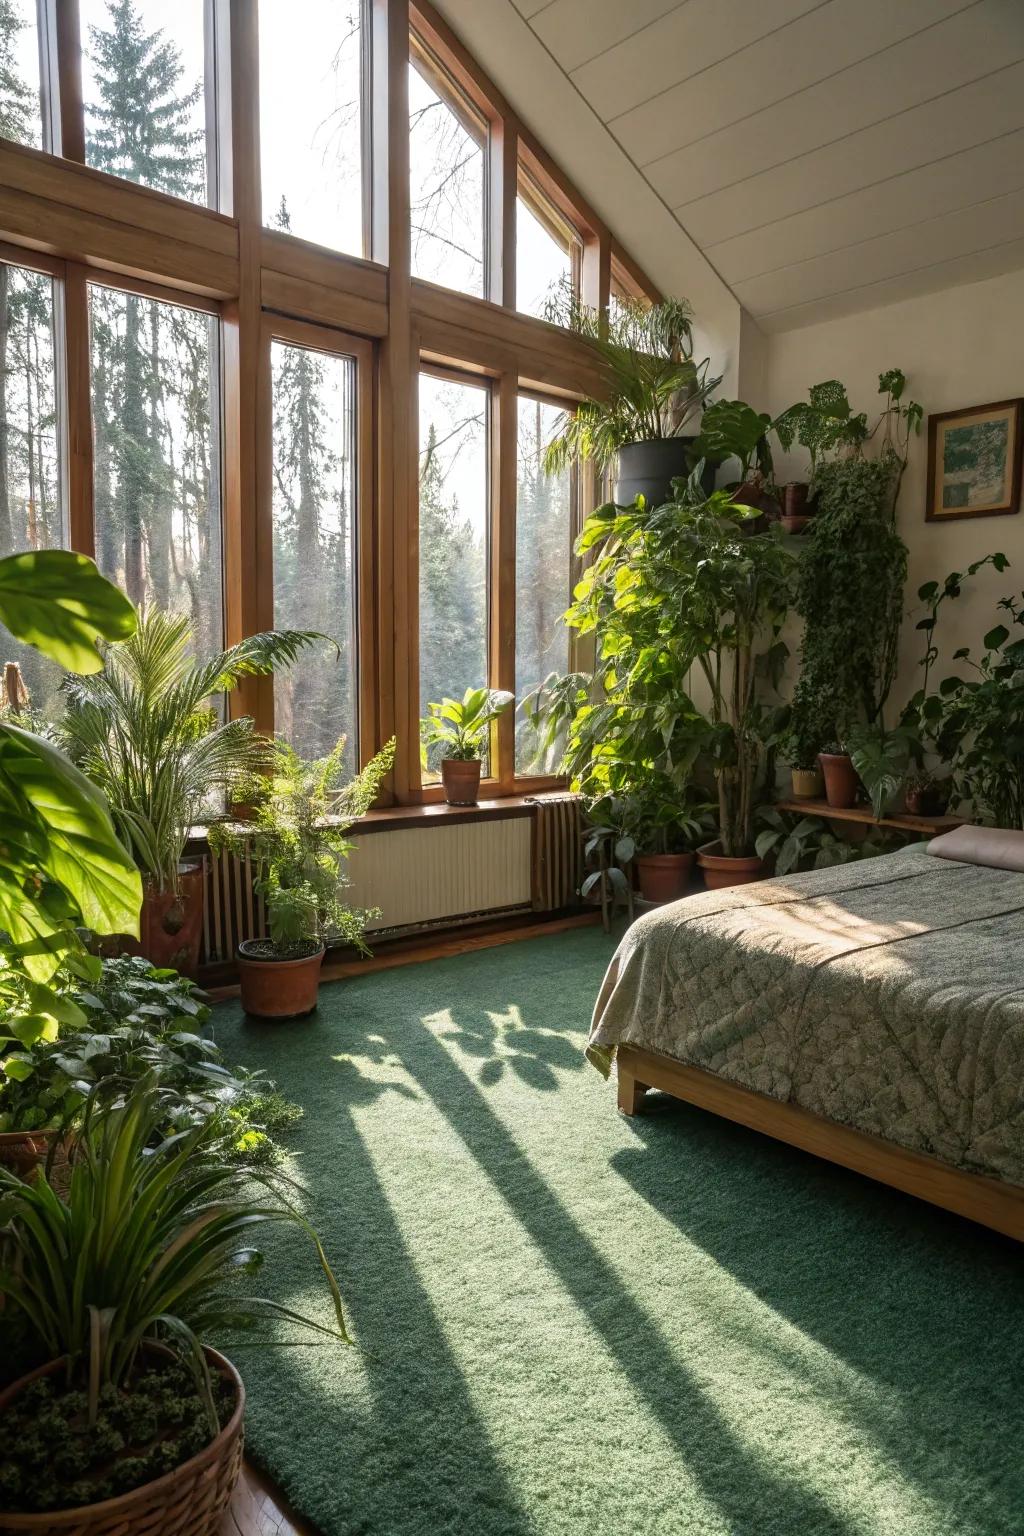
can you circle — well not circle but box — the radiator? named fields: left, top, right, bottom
left=528, top=792, right=584, bottom=911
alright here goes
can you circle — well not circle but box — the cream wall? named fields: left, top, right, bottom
left=761, top=267, right=1024, bottom=714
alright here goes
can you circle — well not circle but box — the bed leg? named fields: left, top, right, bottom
left=617, top=1061, right=649, bottom=1116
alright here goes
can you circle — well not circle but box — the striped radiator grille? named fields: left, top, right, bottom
left=528, top=793, right=584, bottom=911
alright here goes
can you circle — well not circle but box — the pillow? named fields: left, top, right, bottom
left=927, top=825, right=1024, bottom=873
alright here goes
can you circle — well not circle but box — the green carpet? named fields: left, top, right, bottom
left=213, top=927, right=1024, bottom=1536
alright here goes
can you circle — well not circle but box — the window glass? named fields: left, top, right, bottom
left=260, top=0, right=364, bottom=256
left=516, top=189, right=573, bottom=320
left=0, top=262, right=64, bottom=716
left=418, top=371, right=488, bottom=777
left=515, top=395, right=573, bottom=775
left=0, top=0, right=43, bottom=149
left=409, top=52, right=485, bottom=297
left=81, top=0, right=209, bottom=204
left=88, top=283, right=223, bottom=658
left=271, top=340, right=358, bottom=769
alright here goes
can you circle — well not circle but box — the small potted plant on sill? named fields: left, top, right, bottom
left=211, top=735, right=396, bottom=1020
left=783, top=687, right=828, bottom=799
left=0, top=1078, right=346, bottom=1536
left=420, top=686, right=514, bottom=806
left=818, top=743, right=859, bottom=810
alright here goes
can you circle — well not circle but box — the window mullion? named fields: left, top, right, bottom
left=40, top=0, right=85, bottom=160
left=491, top=372, right=516, bottom=792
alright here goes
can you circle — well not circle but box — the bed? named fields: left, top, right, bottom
left=590, top=836, right=1024, bottom=1238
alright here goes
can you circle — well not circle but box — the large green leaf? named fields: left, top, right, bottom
left=0, top=549, right=136, bottom=675
left=0, top=724, right=141, bottom=938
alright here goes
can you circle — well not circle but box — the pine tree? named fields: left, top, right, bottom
left=418, top=421, right=487, bottom=721
left=0, top=0, right=34, bottom=146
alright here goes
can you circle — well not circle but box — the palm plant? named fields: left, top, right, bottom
left=60, top=608, right=323, bottom=894
left=540, top=290, right=721, bottom=476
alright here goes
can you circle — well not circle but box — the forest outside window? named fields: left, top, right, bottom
left=418, top=368, right=489, bottom=780
left=409, top=41, right=486, bottom=298
left=79, top=1, right=212, bottom=205
left=88, top=282, right=223, bottom=660
left=515, top=393, right=575, bottom=776
left=270, top=333, right=362, bottom=770
left=0, top=256, right=63, bottom=713
left=516, top=175, right=579, bottom=321
left=260, top=0, right=365, bottom=256
left=0, top=0, right=45, bottom=150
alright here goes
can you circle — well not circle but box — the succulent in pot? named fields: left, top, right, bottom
left=0, top=1078, right=346, bottom=1531
left=211, top=736, right=395, bottom=1019
left=61, top=609, right=323, bottom=977
left=420, top=687, right=514, bottom=806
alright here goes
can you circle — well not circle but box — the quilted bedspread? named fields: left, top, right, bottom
left=590, top=843, right=1024, bottom=1186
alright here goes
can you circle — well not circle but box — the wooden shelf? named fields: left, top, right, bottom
left=774, top=798, right=964, bottom=836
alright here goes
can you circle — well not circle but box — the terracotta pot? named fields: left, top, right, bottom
left=791, top=767, right=824, bottom=799
left=634, top=852, right=694, bottom=904
left=696, top=840, right=766, bottom=890
left=127, top=863, right=204, bottom=977
left=237, top=940, right=325, bottom=1019
left=782, top=482, right=810, bottom=518
left=441, top=757, right=482, bottom=806
left=0, top=1347, right=244, bottom=1535
left=905, top=785, right=950, bottom=818
left=780, top=514, right=811, bottom=535
left=819, top=751, right=859, bottom=810
left=0, top=1128, right=58, bottom=1181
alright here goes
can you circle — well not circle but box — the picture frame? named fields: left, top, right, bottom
left=926, top=399, right=1023, bottom=522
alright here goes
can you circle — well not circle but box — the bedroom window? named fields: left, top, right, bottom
left=515, top=393, right=575, bottom=776
left=260, top=0, right=366, bottom=255
left=516, top=174, right=579, bottom=321
left=418, top=367, right=490, bottom=779
left=80, top=0, right=213, bottom=205
left=409, top=40, right=487, bottom=298
left=87, top=282, right=223, bottom=658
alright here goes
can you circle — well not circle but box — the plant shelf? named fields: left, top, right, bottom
left=774, top=798, right=964, bottom=837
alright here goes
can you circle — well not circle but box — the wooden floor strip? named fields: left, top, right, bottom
left=223, top=1462, right=316, bottom=1536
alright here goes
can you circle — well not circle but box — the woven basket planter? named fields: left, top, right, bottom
left=0, top=1347, right=245, bottom=1536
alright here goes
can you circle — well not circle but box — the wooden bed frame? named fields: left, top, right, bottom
left=616, top=1044, right=1024, bottom=1242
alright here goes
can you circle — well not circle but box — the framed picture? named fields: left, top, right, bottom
left=926, top=399, right=1023, bottom=521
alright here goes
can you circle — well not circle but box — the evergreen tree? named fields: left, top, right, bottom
left=0, top=0, right=33, bottom=145
left=418, top=421, right=486, bottom=724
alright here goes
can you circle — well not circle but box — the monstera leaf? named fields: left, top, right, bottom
left=0, top=549, right=136, bottom=674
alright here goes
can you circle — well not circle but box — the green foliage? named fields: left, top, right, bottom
left=791, top=457, right=907, bottom=743
left=755, top=809, right=906, bottom=874
left=540, top=290, right=722, bottom=475
left=420, top=687, right=513, bottom=762
left=847, top=723, right=918, bottom=820
left=61, top=609, right=323, bottom=893
left=0, top=1079, right=348, bottom=1444
left=783, top=681, right=831, bottom=769
left=0, top=0, right=34, bottom=144
left=566, top=486, right=794, bottom=858
left=211, top=736, right=396, bottom=955
left=688, top=397, right=802, bottom=481
left=0, top=550, right=136, bottom=673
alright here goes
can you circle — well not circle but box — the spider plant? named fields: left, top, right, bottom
left=0, top=1077, right=347, bottom=1428
left=540, top=289, right=722, bottom=476
left=60, top=608, right=323, bottom=894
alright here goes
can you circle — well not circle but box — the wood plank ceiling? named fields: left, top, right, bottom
left=512, top=0, right=1024, bottom=329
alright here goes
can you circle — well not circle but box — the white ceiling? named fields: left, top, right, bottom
left=511, top=0, right=1024, bottom=330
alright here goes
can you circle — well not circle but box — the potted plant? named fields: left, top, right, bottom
left=782, top=685, right=829, bottom=798
left=541, top=288, right=722, bottom=507
left=61, top=609, right=321, bottom=977
left=420, top=687, right=513, bottom=806
left=818, top=742, right=860, bottom=810
left=212, top=735, right=395, bottom=1019
left=0, top=1079, right=346, bottom=1532
left=600, top=787, right=709, bottom=905
left=904, top=771, right=952, bottom=818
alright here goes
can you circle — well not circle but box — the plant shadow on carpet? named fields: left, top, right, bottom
left=213, top=930, right=1024, bottom=1536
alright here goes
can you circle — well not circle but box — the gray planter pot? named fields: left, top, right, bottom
left=614, top=438, right=715, bottom=509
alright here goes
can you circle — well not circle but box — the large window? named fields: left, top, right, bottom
left=409, top=47, right=486, bottom=297
left=418, top=369, right=489, bottom=775
left=80, top=0, right=210, bottom=204
left=270, top=336, right=360, bottom=768
left=260, top=0, right=364, bottom=255
left=0, top=0, right=43, bottom=149
left=517, top=178, right=577, bottom=321
left=515, top=395, right=574, bottom=775
left=0, top=259, right=63, bottom=713
left=88, top=283, right=222, bottom=657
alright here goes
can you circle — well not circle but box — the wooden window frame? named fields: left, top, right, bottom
left=0, top=0, right=663, bottom=813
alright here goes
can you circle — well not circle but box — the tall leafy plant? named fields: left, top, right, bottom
left=61, top=609, right=323, bottom=894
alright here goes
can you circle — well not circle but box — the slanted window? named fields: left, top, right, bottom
left=409, top=42, right=486, bottom=298
left=516, top=174, right=579, bottom=320
left=0, top=0, right=44, bottom=149
left=418, top=368, right=489, bottom=777
left=515, top=394, right=575, bottom=775
left=88, top=282, right=223, bottom=657
left=260, top=0, right=365, bottom=256
left=0, top=258, right=64, bottom=714
left=270, top=336, right=361, bottom=769
left=80, top=0, right=211, bottom=205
